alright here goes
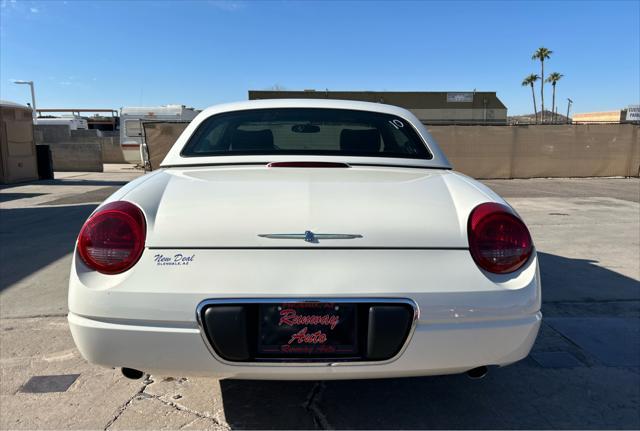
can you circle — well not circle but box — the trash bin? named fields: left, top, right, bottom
left=36, top=144, right=54, bottom=180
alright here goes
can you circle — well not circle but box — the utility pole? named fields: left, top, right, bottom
left=566, top=98, right=573, bottom=124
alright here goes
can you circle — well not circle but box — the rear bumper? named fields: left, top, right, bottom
left=68, top=249, right=542, bottom=379
left=68, top=311, right=541, bottom=380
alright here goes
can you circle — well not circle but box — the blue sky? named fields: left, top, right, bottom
left=1, top=0, right=638, bottom=115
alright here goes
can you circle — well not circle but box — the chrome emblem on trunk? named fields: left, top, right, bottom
left=258, top=230, right=363, bottom=243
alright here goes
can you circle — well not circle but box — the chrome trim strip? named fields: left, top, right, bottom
left=195, top=297, right=419, bottom=368
left=258, top=231, right=363, bottom=243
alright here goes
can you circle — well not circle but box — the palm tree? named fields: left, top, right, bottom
left=521, top=74, right=540, bottom=124
left=532, top=47, right=553, bottom=123
left=546, top=72, right=564, bottom=123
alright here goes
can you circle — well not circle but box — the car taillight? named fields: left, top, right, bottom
left=77, top=201, right=146, bottom=274
left=468, top=202, right=533, bottom=274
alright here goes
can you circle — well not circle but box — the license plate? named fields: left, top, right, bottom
left=258, top=302, right=358, bottom=357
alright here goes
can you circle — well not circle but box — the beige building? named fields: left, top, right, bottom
left=248, top=90, right=508, bottom=125
left=572, top=110, right=633, bottom=124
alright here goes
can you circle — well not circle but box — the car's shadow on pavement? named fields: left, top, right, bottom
left=219, top=359, right=637, bottom=430
left=0, top=192, right=48, bottom=203
left=219, top=373, right=521, bottom=430
left=0, top=179, right=130, bottom=189
left=218, top=252, right=639, bottom=430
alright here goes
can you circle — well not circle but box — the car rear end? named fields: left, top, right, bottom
left=68, top=100, right=541, bottom=379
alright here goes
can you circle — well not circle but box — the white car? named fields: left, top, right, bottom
left=68, top=99, right=541, bottom=380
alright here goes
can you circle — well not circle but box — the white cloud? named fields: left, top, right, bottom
left=30, top=6, right=39, bottom=13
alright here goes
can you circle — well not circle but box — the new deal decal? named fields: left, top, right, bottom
left=258, top=302, right=358, bottom=357
left=154, top=253, right=195, bottom=266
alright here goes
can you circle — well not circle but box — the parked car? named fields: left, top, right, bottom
left=68, top=99, right=541, bottom=380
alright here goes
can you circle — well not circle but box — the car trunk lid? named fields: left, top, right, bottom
left=131, top=165, right=477, bottom=248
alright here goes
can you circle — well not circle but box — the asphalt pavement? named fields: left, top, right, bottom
left=1, top=167, right=638, bottom=430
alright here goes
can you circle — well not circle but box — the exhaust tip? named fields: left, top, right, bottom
left=121, top=367, right=144, bottom=380
left=466, top=366, right=488, bottom=380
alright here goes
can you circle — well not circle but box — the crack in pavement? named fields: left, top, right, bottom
left=103, top=374, right=229, bottom=430
left=179, top=417, right=200, bottom=430
left=103, top=374, right=152, bottom=430
left=143, top=392, right=230, bottom=429
left=304, top=382, right=332, bottom=430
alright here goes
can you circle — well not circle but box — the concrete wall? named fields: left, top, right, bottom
left=427, top=124, right=639, bottom=178
left=48, top=142, right=103, bottom=172
left=35, top=124, right=71, bottom=142
left=100, top=136, right=126, bottom=163
left=69, top=130, right=124, bottom=163
left=45, top=120, right=637, bottom=178
left=144, top=122, right=639, bottom=178
left=34, top=125, right=123, bottom=169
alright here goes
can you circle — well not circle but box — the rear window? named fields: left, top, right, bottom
left=181, top=108, right=432, bottom=159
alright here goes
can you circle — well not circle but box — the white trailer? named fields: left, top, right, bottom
left=120, top=105, right=199, bottom=165
left=35, top=116, right=88, bottom=130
